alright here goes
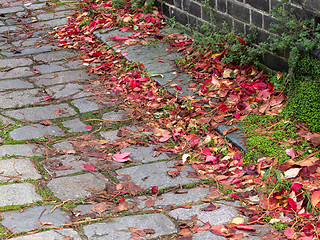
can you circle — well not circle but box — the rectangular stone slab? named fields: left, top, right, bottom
left=3, top=103, right=77, bottom=121
left=116, top=160, right=199, bottom=189
left=83, top=213, right=177, bottom=239
left=0, top=183, right=42, bottom=207
left=0, top=158, right=41, bottom=182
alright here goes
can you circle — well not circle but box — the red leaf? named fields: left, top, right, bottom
left=176, top=85, right=182, bottom=90
left=122, top=52, right=128, bottom=56
left=86, top=125, right=92, bottom=130
left=234, top=224, right=256, bottom=232
left=291, top=183, right=303, bottom=192
left=287, top=197, right=297, bottom=211
left=112, top=152, right=132, bottom=162
left=83, top=164, right=95, bottom=171
left=111, top=36, right=128, bottom=41
left=284, top=227, right=295, bottom=238
left=159, top=134, right=171, bottom=142
left=311, top=190, right=320, bottom=207
left=200, top=203, right=220, bottom=211
left=151, top=186, right=158, bottom=194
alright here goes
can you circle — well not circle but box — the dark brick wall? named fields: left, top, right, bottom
left=156, top=0, right=320, bottom=71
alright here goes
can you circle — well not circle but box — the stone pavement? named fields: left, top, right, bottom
left=0, top=0, right=274, bottom=239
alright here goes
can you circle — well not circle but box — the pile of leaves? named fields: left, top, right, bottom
left=52, top=0, right=320, bottom=238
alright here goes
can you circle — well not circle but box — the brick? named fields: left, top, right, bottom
left=251, top=10, right=263, bottom=28
left=227, top=1, right=250, bottom=23
left=202, top=5, right=212, bottom=22
left=172, top=8, right=188, bottom=25
left=164, top=0, right=173, bottom=4
left=217, top=0, right=226, bottom=12
left=246, top=0, right=269, bottom=12
left=234, top=19, right=245, bottom=33
left=246, top=26, right=270, bottom=43
left=213, top=11, right=233, bottom=28
left=263, top=51, right=289, bottom=72
left=175, top=0, right=182, bottom=9
left=263, top=14, right=280, bottom=31
left=188, top=15, right=198, bottom=27
left=184, top=0, right=202, bottom=18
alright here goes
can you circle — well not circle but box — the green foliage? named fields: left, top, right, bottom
left=242, top=114, right=319, bottom=163
left=112, top=0, right=155, bottom=13
left=257, top=0, right=320, bottom=131
left=283, top=54, right=320, bottom=131
left=191, top=21, right=262, bottom=66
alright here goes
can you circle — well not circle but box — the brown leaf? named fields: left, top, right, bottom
left=40, top=120, right=53, bottom=126
left=91, top=202, right=111, bottom=214
left=144, top=197, right=156, bottom=208
left=222, top=126, right=239, bottom=136
left=167, top=170, right=181, bottom=178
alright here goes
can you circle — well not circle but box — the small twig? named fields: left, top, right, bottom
left=46, top=199, right=71, bottom=214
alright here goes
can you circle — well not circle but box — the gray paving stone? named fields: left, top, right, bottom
left=47, top=83, right=92, bottom=99
left=154, top=187, right=210, bottom=206
left=12, top=38, right=44, bottom=47
left=0, top=79, right=34, bottom=91
left=62, top=118, right=91, bottom=133
left=47, top=173, right=108, bottom=200
left=44, top=154, right=97, bottom=177
left=215, top=123, right=247, bottom=153
left=0, top=89, right=44, bottom=108
left=0, top=158, right=41, bottom=182
left=24, top=2, right=47, bottom=10
left=34, top=60, right=84, bottom=74
left=116, top=160, right=198, bottom=190
left=0, top=144, right=43, bottom=157
left=0, top=67, right=34, bottom=79
left=52, top=140, right=73, bottom=150
left=121, top=145, right=169, bottom=163
left=9, top=124, right=64, bottom=140
left=83, top=213, right=177, bottom=239
left=32, top=69, right=94, bottom=86
left=1, top=45, right=58, bottom=57
left=71, top=98, right=99, bottom=113
left=100, top=130, right=118, bottom=143
left=0, top=20, right=4, bottom=26
left=169, top=201, right=241, bottom=226
left=37, top=10, right=74, bottom=21
left=0, top=6, right=24, bottom=14
left=192, top=231, right=225, bottom=240
left=0, top=26, right=21, bottom=33
left=11, top=229, right=81, bottom=240
left=33, top=50, right=77, bottom=62
left=102, top=110, right=126, bottom=121
left=0, top=58, right=32, bottom=68
left=0, top=183, right=42, bottom=207
left=39, top=18, right=69, bottom=28
left=0, top=205, right=70, bottom=233
left=3, top=103, right=77, bottom=122
left=0, top=115, right=14, bottom=124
